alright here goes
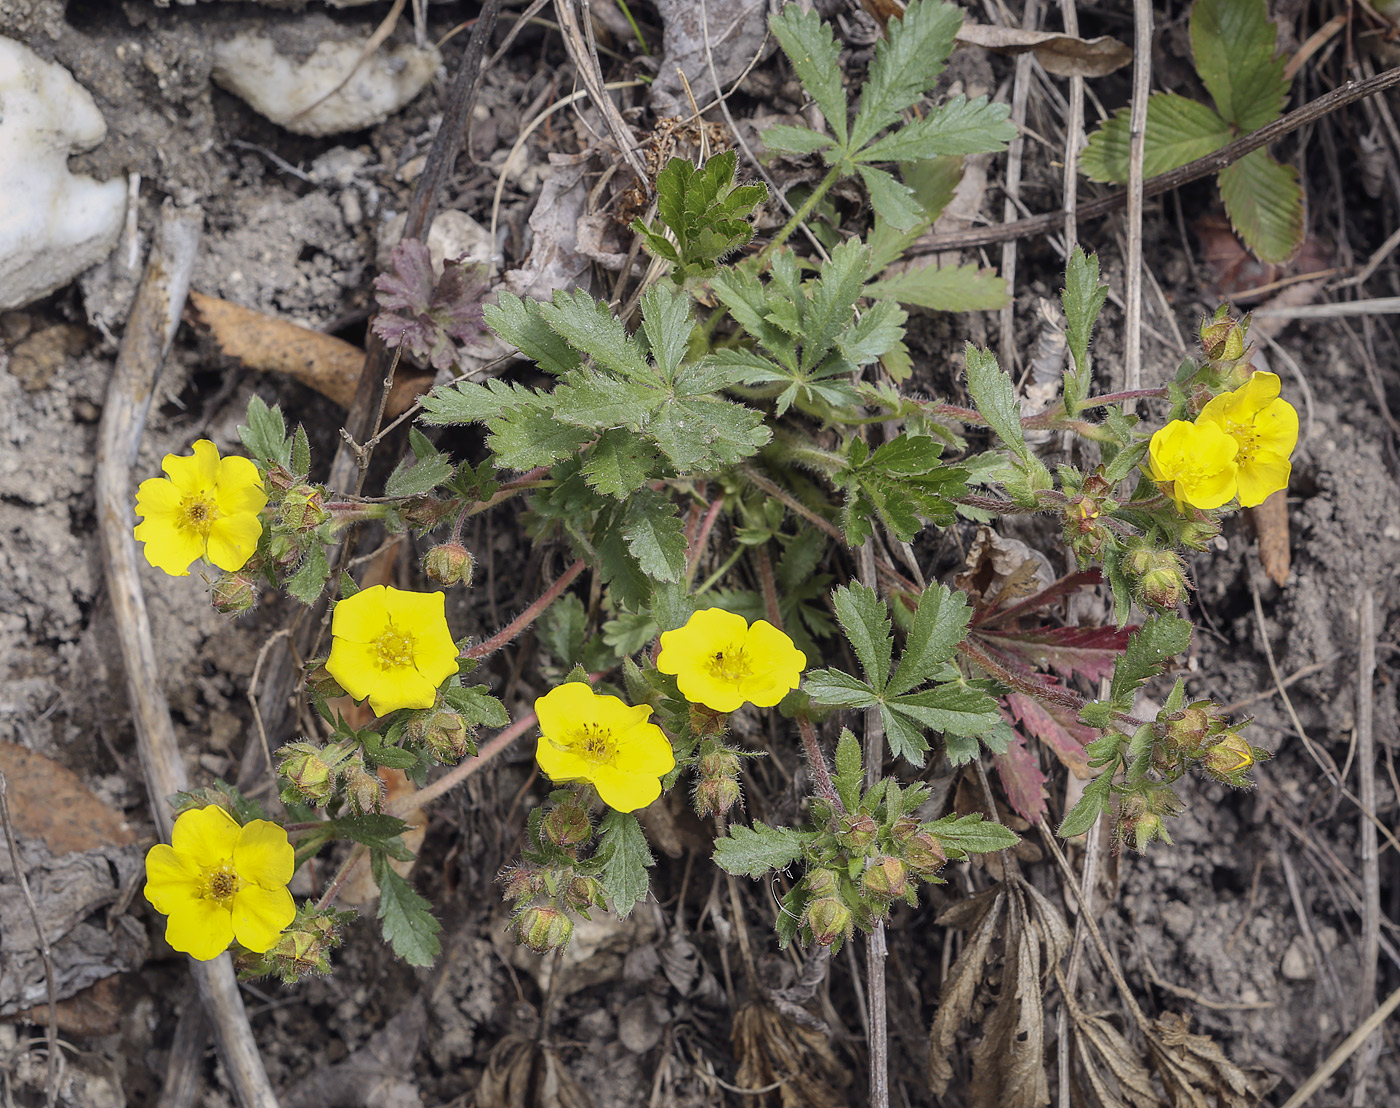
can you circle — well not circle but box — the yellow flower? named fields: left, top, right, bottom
left=134, top=440, right=268, bottom=577
left=1147, top=419, right=1239, bottom=511
left=534, top=682, right=675, bottom=812
left=656, top=607, right=807, bottom=712
left=326, top=585, right=460, bottom=715
left=144, top=805, right=295, bottom=961
left=1195, top=371, right=1298, bottom=508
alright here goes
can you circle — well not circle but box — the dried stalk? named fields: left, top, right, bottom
left=94, top=203, right=281, bottom=1108
left=1122, top=0, right=1152, bottom=413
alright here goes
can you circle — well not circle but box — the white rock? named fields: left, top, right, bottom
left=211, top=31, right=440, bottom=137
left=0, top=37, right=128, bottom=311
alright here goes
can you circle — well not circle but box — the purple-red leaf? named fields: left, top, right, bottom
left=993, top=721, right=1048, bottom=824
left=372, top=239, right=489, bottom=370
left=1005, top=692, right=1093, bottom=778
left=976, top=624, right=1134, bottom=684
left=973, top=569, right=1103, bottom=628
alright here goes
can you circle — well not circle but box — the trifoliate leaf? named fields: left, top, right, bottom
left=769, top=6, right=848, bottom=148
left=582, top=429, right=658, bottom=497
left=1217, top=147, right=1304, bottom=264
left=833, top=728, right=863, bottom=812
left=1080, top=94, right=1231, bottom=183
left=866, top=262, right=1009, bottom=312
left=373, top=851, right=441, bottom=966
left=596, top=810, right=654, bottom=917
left=922, top=812, right=1019, bottom=857
left=858, top=95, right=1015, bottom=163
left=713, top=821, right=815, bottom=878
left=887, top=583, right=972, bottom=697
left=483, top=290, right=581, bottom=376
left=622, top=490, right=687, bottom=583
left=831, top=582, right=894, bottom=691
left=857, top=164, right=926, bottom=232
left=1190, top=0, right=1287, bottom=133
left=1109, top=614, right=1191, bottom=708
left=849, top=0, right=963, bottom=150
left=1061, top=246, right=1108, bottom=411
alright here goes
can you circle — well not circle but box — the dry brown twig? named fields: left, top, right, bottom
left=996, top=0, right=1041, bottom=373
left=1350, top=591, right=1381, bottom=1105
left=94, top=202, right=281, bottom=1108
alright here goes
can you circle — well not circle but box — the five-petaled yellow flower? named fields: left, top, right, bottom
left=1195, top=371, right=1298, bottom=508
left=657, top=607, right=806, bottom=713
left=144, top=805, right=295, bottom=961
left=326, top=585, right=460, bottom=715
left=534, top=682, right=675, bottom=812
left=134, top=440, right=267, bottom=577
left=1147, top=419, right=1239, bottom=511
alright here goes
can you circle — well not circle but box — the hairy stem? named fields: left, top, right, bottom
left=461, top=558, right=585, bottom=660
left=759, top=165, right=842, bottom=265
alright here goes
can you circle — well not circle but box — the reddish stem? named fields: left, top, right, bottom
left=686, top=494, right=725, bottom=583
left=462, top=558, right=586, bottom=660
left=796, top=715, right=844, bottom=815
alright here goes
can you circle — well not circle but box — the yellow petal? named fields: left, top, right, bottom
left=207, top=513, right=262, bottom=572
left=612, top=721, right=675, bottom=777
left=382, top=586, right=448, bottom=630
left=1233, top=371, right=1282, bottom=416
left=535, top=682, right=603, bottom=739
left=534, top=734, right=594, bottom=784
left=365, top=665, right=438, bottom=714
left=134, top=513, right=206, bottom=577
left=144, top=844, right=202, bottom=915
left=1252, top=398, right=1298, bottom=458
left=331, top=586, right=392, bottom=645
left=165, top=897, right=235, bottom=961
left=215, top=455, right=268, bottom=516
left=233, top=820, right=294, bottom=889
left=171, top=805, right=240, bottom=869
left=657, top=608, right=748, bottom=675
left=1236, top=452, right=1291, bottom=508
left=163, top=440, right=222, bottom=494
left=231, top=885, right=296, bottom=953
left=134, top=476, right=182, bottom=519
left=409, top=614, right=461, bottom=689
left=591, top=764, right=662, bottom=813
left=1179, top=465, right=1238, bottom=510
left=677, top=672, right=745, bottom=713
left=326, top=639, right=382, bottom=703
left=741, top=621, right=806, bottom=707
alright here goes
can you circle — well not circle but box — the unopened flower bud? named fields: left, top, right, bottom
left=542, top=798, right=592, bottom=847
left=805, top=897, right=854, bottom=947
left=1200, top=315, right=1246, bottom=362
left=414, top=709, right=470, bottom=763
left=841, top=812, right=878, bottom=851
left=1160, top=703, right=1211, bottom=754
left=305, top=659, right=345, bottom=699
left=278, top=484, right=328, bottom=531
left=399, top=497, right=453, bottom=530
left=424, top=542, right=474, bottom=587
left=515, top=905, right=573, bottom=953
left=1178, top=517, right=1221, bottom=552
left=1119, top=804, right=1167, bottom=854
left=499, top=863, right=547, bottom=904
left=212, top=572, right=256, bottom=616
left=902, top=831, right=949, bottom=876
left=268, top=532, right=298, bottom=567
left=804, top=868, right=841, bottom=900
left=278, top=741, right=336, bottom=806
left=1129, top=549, right=1187, bottom=610
left=698, top=746, right=741, bottom=779
left=343, top=759, right=384, bottom=814
left=861, top=855, right=908, bottom=901
left=264, top=465, right=297, bottom=493
left=694, top=775, right=742, bottom=817
left=563, top=875, right=604, bottom=912
left=1201, top=732, right=1256, bottom=783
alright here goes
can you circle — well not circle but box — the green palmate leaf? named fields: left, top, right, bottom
left=286, top=543, right=330, bottom=605
left=487, top=408, right=593, bottom=471
left=1080, top=94, right=1231, bottom=183
left=831, top=582, right=894, bottom=690
left=385, top=428, right=454, bottom=498
left=1061, top=246, right=1109, bottom=412
left=769, top=6, right=848, bottom=148
left=833, top=728, right=863, bottom=813
left=1217, top=148, right=1304, bottom=264
left=373, top=851, right=441, bottom=966
left=857, top=164, right=926, bottom=232
left=443, top=684, right=510, bottom=728
left=483, top=291, right=580, bottom=376
left=622, top=490, right=687, bottom=582
left=711, top=262, right=796, bottom=367
left=802, top=239, right=871, bottom=371
left=1190, top=0, right=1287, bottom=132
left=640, top=284, right=693, bottom=382
left=902, top=156, right=963, bottom=222
left=597, top=524, right=650, bottom=612
left=1109, top=614, right=1191, bottom=708
left=419, top=378, right=548, bottom=424
left=648, top=395, right=770, bottom=470
left=762, top=123, right=837, bottom=157
left=880, top=703, right=931, bottom=764
left=886, top=583, right=972, bottom=697
left=713, top=821, right=814, bottom=878
left=858, top=96, right=1015, bottom=163
left=639, top=153, right=767, bottom=278
left=240, top=396, right=291, bottom=469
left=326, top=814, right=415, bottom=860
left=1057, top=769, right=1115, bottom=837
left=539, top=289, right=653, bottom=382
left=923, top=812, right=1020, bottom=856
left=541, top=593, right=587, bottom=664
left=843, top=434, right=965, bottom=544
left=849, top=0, right=963, bottom=150
left=597, top=810, right=654, bottom=917
left=804, top=667, right=880, bottom=709
left=887, top=683, right=1001, bottom=738
left=836, top=299, right=908, bottom=366
left=865, top=261, right=1009, bottom=312
left=582, top=428, right=657, bottom=497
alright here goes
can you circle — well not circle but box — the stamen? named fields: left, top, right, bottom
left=205, top=867, right=240, bottom=902
left=178, top=494, right=220, bottom=537
left=373, top=625, right=416, bottom=669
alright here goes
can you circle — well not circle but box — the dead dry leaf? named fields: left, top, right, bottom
left=478, top=1036, right=594, bottom=1108
left=1147, top=1012, right=1272, bottom=1108
left=956, top=23, right=1132, bottom=78
left=0, top=743, right=135, bottom=853
left=649, top=0, right=771, bottom=119
left=732, top=1000, right=850, bottom=1108
left=1249, top=489, right=1290, bottom=587
left=188, top=291, right=433, bottom=417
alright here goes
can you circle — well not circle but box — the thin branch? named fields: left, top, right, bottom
left=908, top=66, right=1400, bottom=254
left=461, top=557, right=585, bottom=660
left=1351, top=590, right=1381, bottom=1103
left=1123, top=0, right=1152, bottom=415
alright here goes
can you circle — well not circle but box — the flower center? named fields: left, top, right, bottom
left=707, top=646, right=751, bottom=685
left=569, top=723, right=616, bottom=764
left=202, top=865, right=242, bottom=906
left=178, top=494, right=220, bottom=537
left=373, top=624, right=416, bottom=669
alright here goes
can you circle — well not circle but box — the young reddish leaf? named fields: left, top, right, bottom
left=993, top=723, right=1047, bottom=824
left=976, top=624, right=1135, bottom=684
left=973, top=569, right=1103, bottom=628
left=373, top=239, right=489, bottom=370
left=1005, top=692, right=1093, bottom=778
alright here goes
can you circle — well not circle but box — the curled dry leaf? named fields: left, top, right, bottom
left=478, top=1035, right=594, bottom=1108
left=1249, top=488, right=1290, bottom=587
left=1147, top=1012, right=1275, bottom=1108
left=956, top=22, right=1133, bottom=78
left=732, top=999, right=850, bottom=1108
left=187, top=291, right=433, bottom=418
left=1064, top=993, right=1159, bottom=1108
